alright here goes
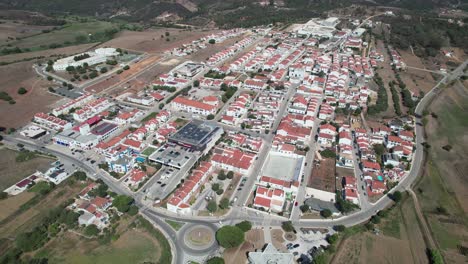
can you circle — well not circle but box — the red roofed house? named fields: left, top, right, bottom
left=126, top=169, right=147, bottom=188
left=211, top=147, right=256, bottom=174
left=171, top=96, right=217, bottom=116
left=253, top=186, right=286, bottom=212
left=167, top=162, right=212, bottom=214
left=362, top=160, right=381, bottom=173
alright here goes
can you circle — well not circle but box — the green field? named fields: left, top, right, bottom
left=40, top=230, right=160, bottom=264
left=3, top=21, right=117, bottom=51
left=165, top=219, right=185, bottom=231
left=141, top=147, right=157, bottom=157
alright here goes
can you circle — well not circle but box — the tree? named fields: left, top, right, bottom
left=216, top=189, right=224, bottom=195
left=371, top=215, right=381, bottom=224
left=123, top=65, right=130, bottom=70
left=219, top=198, right=230, bottom=210
left=206, top=257, right=224, bottom=264
left=320, top=209, right=332, bottom=218
left=389, top=191, right=402, bottom=203
left=373, top=144, right=385, bottom=156
left=209, top=39, right=216, bottom=44
left=299, top=204, right=309, bottom=213
left=326, top=234, right=339, bottom=244
left=207, top=114, right=215, bottom=120
left=165, top=31, right=170, bottom=37
left=100, top=67, right=108, bottom=74
left=112, top=195, right=134, bottom=212
left=193, top=80, right=200, bottom=87
left=84, top=224, right=100, bottom=237
left=216, top=225, right=245, bottom=248
left=0, top=192, right=8, bottom=200
left=212, top=183, right=220, bottom=192
left=281, top=221, right=295, bottom=232
left=207, top=201, right=217, bottom=213
left=226, top=171, right=234, bottom=179
left=320, top=149, right=336, bottom=158
left=72, top=171, right=87, bottom=181
left=333, top=225, right=346, bottom=232
left=217, top=170, right=226, bottom=180
left=17, top=87, right=27, bottom=95
left=128, top=205, right=139, bottom=216
left=235, top=221, right=252, bottom=232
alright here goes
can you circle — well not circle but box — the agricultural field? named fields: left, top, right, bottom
left=35, top=228, right=161, bottom=264
left=0, top=21, right=54, bottom=46
left=0, top=148, right=54, bottom=191
left=331, top=195, right=428, bottom=264
left=415, top=79, right=468, bottom=263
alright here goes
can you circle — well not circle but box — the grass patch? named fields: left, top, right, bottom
left=136, top=216, right=172, bottom=264
left=429, top=218, right=460, bottom=250
left=141, top=147, right=157, bottom=157
left=165, top=219, right=185, bottom=231
left=141, top=112, right=157, bottom=122
left=15, top=150, right=37, bottom=162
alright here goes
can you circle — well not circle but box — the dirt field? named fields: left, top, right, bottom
left=398, top=49, right=438, bottom=95
left=0, top=191, right=35, bottom=222
left=36, top=228, right=161, bottom=264
left=223, top=229, right=265, bottom=264
left=0, top=60, right=60, bottom=128
left=415, top=79, right=468, bottom=263
left=0, top=148, right=54, bottom=190
left=99, top=28, right=219, bottom=54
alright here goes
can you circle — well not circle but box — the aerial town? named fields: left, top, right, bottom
left=0, top=2, right=467, bottom=264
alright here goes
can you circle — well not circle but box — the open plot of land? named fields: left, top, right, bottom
left=0, top=43, right=98, bottom=63
left=40, top=229, right=161, bottom=264
left=307, top=158, right=335, bottom=193
left=398, top=49, right=438, bottom=95
left=415, top=80, right=468, bottom=263
left=0, top=148, right=54, bottom=191
left=332, top=233, right=415, bottom=264
left=262, top=153, right=302, bottom=182
left=100, top=28, right=219, bottom=54
left=374, top=39, right=396, bottom=118
left=0, top=181, right=86, bottom=240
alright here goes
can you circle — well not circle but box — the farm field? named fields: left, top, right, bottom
left=0, top=21, right=53, bottom=46
left=38, top=229, right=161, bottom=264
left=0, top=148, right=54, bottom=191
left=416, top=79, right=468, bottom=263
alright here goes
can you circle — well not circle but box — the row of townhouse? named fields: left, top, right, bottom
left=52, top=93, right=94, bottom=116
left=33, top=112, right=72, bottom=131
left=72, top=97, right=113, bottom=122
left=198, top=77, right=243, bottom=89
left=170, top=96, right=219, bottom=116
left=211, top=147, right=256, bottom=175
left=167, top=161, right=213, bottom=214
left=342, top=176, right=359, bottom=204
left=207, top=36, right=255, bottom=66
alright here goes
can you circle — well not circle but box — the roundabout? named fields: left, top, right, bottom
left=178, top=222, right=219, bottom=255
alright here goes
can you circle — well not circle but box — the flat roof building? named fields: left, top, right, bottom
left=248, top=243, right=294, bottom=264
left=168, top=120, right=223, bottom=153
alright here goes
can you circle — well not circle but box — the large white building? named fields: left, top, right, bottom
left=53, top=48, right=119, bottom=71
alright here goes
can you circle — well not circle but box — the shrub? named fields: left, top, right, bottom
left=320, top=209, right=332, bottom=218
left=17, top=87, right=27, bottom=95
left=235, top=221, right=252, bottom=232
left=216, top=226, right=245, bottom=248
